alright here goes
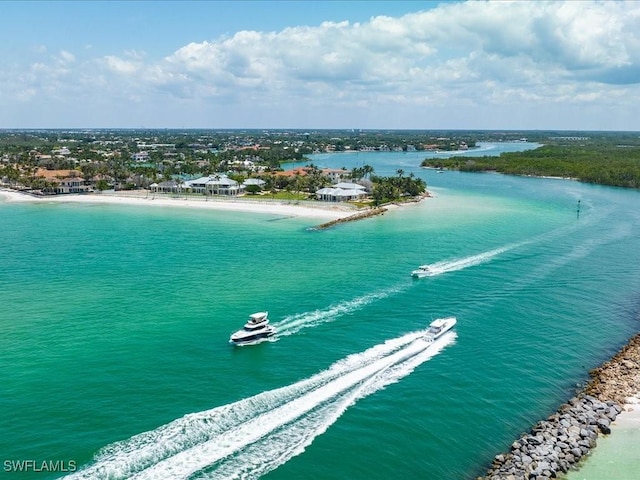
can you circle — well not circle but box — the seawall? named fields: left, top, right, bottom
left=477, top=333, right=640, bottom=480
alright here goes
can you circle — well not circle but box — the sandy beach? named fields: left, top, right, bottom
left=0, top=189, right=358, bottom=220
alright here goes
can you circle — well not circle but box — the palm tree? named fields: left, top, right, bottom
left=176, top=178, right=185, bottom=198
left=362, top=164, right=374, bottom=179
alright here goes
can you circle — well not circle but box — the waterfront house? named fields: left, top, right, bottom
left=55, top=177, right=91, bottom=194
left=185, top=175, right=243, bottom=196
left=150, top=179, right=184, bottom=194
left=316, top=182, right=367, bottom=202
left=33, top=169, right=91, bottom=194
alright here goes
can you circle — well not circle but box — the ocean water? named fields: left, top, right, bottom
left=2, top=144, right=640, bottom=479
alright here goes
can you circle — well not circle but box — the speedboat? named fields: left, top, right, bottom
left=424, top=317, right=456, bottom=341
left=411, top=265, right=435, bottom=277
left=229, top=311, right=276, bottom=345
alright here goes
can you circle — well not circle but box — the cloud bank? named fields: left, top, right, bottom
left=3, top=1, right=640, bottom=130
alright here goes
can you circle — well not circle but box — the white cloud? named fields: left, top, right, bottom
left=57, top=50, right=76, bottom=64
left=31, top=44, right=47, bottom=54
left=104, top=55, right=139, bottom=74
left=2, top=0, right=640, bottom=129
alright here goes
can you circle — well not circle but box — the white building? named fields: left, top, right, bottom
left=55, top=177, right=90, bottom=194
left=185, top=175, right=243, bottom=196
left=131, top=151, right=150, bottom=162
left=316, top=182, right=367, bottom=202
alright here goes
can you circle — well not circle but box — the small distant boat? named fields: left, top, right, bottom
left=424, top=317, right=456, bottom=341
left=411, top=265, right=435, bottom=277
left=230, top=312, right=276, bottom=345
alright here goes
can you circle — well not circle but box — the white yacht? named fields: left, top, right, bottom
left=229, top=312, right=276, bottom=345
left=411, top=265, right=435, bottom=277
left=424, top=317, right=456, bottom=341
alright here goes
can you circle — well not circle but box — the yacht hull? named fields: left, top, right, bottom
left=230, top=327, right=276, bottom=345
left=229, top=311, right=276, bottom=345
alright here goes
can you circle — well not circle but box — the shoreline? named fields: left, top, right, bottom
left=478, top=333, right=640, bottom=480
left=0, top=188, right=357, bottom=220
left=0, top=188, right=429, bottom=226
left=563, top=393, right=640, bottom=480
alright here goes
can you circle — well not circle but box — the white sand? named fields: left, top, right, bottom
left=0, top=189, right=357, bottom=220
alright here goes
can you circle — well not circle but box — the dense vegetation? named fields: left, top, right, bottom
left=421, top=134, right=640, bottom=189
left=370, top=170, right=426, bottom=206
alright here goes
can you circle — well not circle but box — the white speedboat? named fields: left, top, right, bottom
left=411, top=265, right=435, bottom=277
left=230, top=312, right=276, bottom=345
left=424, top=317, right=456, bottom=341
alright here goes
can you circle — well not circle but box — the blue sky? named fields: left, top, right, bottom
left=2, top=1, right=639, bottom=130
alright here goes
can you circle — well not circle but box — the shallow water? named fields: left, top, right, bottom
left=564, top=398, right=640, bottom=480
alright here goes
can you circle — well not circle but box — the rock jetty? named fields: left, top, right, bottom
left=311, top=192, right=431, bottom=230
left=311, top=207, right=387, bottom=230
left=478, top=333, right=640, bottom=480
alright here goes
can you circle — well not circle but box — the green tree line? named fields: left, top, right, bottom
left=421, top=144, right=640, bottom=189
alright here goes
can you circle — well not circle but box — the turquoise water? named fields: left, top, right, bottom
left=565, top=423, right=640, bottom=480
left=2, top=144, right=640, bottom=479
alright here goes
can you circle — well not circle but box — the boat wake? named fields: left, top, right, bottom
left=415, top=205, right=610, bottom=279
left=274, top=284, right=408, bottom=336
left=66, top=329, right=456, bottom=480
left=423, top=241, right=528, bottom=276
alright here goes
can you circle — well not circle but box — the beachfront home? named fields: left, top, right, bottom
left=149, top=179, right=184, bottom=194
left=185, top=175, right=243, bottom=196
left=316, top=182, right=367, bottom=202
left=55, top=177, right=91, bottom=194
left=33, top=169, right=91, bottom=194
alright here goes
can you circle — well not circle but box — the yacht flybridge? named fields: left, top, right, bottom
left=229, top=312, right=276, bottom=345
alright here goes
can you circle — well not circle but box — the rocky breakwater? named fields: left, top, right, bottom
left=311, top=207, right=387, bottom=230
left=478, top=333, right=640, bottom=480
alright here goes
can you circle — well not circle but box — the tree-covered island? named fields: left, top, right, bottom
left=421, top=132, right=640, bottom=189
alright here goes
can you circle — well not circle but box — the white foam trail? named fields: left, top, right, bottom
left=67, top=329, right=455, bottom=480
left=205, top=334, right=454, bottom=480
left=274, top=284, right=407, bottom=335
left=425, top=241, right=527, bottom=276
left=418, top=206, right=615, bottom=279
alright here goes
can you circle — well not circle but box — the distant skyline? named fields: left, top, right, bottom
left=1, top=0, right=639, bottom=131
